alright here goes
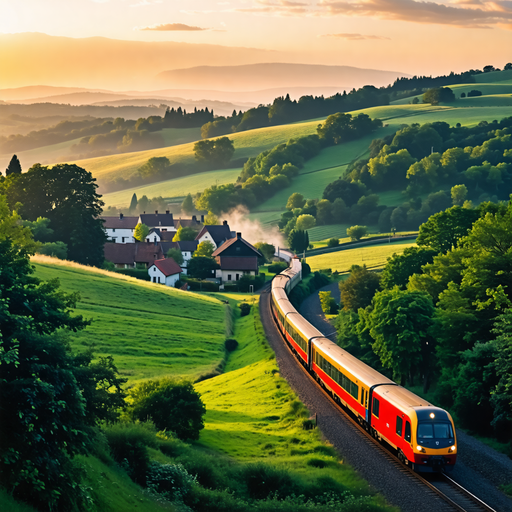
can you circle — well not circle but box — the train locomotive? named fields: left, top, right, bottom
left=270, top=252, right=457, bottom=472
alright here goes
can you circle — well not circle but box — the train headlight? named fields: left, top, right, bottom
left=449, top=445, right=456, bottom=452
left=416, top=445, right=426, bottom=453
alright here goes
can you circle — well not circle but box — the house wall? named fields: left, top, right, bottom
left=197, top=232, right=218, bottom=249
left=216, top=269, right=255, bottom=281
left=146, top=233, right=161, bottom=243
left=165, top=273, right=180, bottom=287
left=106, top=228, right=135, bottom=243
left=148, top=265, right=180, bottom=287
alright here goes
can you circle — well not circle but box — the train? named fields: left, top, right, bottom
left=270, top=250, right=457, bottom=473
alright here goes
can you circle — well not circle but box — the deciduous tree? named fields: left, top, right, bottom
left=134, top=222, right=149, bottom=241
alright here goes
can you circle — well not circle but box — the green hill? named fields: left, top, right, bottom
left=31, top=255, right=227, bottom=383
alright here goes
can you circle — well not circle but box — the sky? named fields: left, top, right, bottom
left=1, top=0, right=511, bottom=77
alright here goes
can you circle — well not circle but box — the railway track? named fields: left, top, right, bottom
left=260, top=287, right=500, bottom=512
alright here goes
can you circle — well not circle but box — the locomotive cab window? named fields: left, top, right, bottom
left=396, top=416, right=403, bottom=437
left=372, top=397, right=380, bottom=418
left=405, top=421, right=411, bottom=442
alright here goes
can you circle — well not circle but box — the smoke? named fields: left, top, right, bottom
left=220, top=206, right=286, bottom=250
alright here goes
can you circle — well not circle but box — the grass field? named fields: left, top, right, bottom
left=306, top=240, right=416, bottom=272
left=194, top=300, right=394, bottom=509
left=31, top=255, right=227, bottom=383
left=309, top=231, right=416, bottom=249
left=102, top=167, right=242, bottom=208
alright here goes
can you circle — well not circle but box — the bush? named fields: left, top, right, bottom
left=103, top=421, right=158, bottom=485
left=114, top=268, right=151, bottom=281
left=127, top=378, right=206, bottom=441
left=146, top=462, right=196, bottom=502
left=268, top=262, right=288, bottom=274
left=237, top=463, right=297, bottom=500
left=327, top=238, right=339, bottom=247
left=239, top=302, right=251, bottom=317
left=225, top=338, right=239, bottom=352
left=468, top=89, right=483, bottom=97
left=183, top=278, right=219, bottom=291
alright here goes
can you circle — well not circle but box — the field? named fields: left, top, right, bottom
left=31, top=255, right=227, bottom=383
left=306, top=240, right=416, bottom=272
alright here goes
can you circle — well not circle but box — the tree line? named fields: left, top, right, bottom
left=336, top=201, right=512, bottom=446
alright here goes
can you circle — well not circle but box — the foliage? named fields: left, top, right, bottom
left=317, top=113, right=382, bottom=146
left=166, top=247, right=184, bottom=265
left=0, top=195, right=37, bottom=251
left=0, top=239, right=94, bottom=510
left=451, top=184, right=468, bottom=205
left=286, top=192, right=306, bottom=210
left=254, top=242, right=276, bottom=262
left=225, top=338, right=239, bottom=351
left=173, top=225, right=197, bottom=241
left=422, top=87, right=456, bottom=105
left=146, top=462, right=196, bottom=502
left=194, top=240, right=215, bottom=258
left=327, top=238, right=339, bottom=247
left=346, top=225, right=368, bottom=241
left=133, top=222, right=149, bottom=242
left=137, top=156, right=170, bottom=179
left=288, top=229, right=309, bottom=253
left=319, top=291, right=338, bottom=314
left=339, top=265, right=381, bottom=312
left=239, top=302, right=252, bottom=317
left=188, top=256, right=219, bottom=279
left=268, top=261, right=288, bottom=274
left=194, top=137, right=235, bottom=167
left=2, top=163, right=106, bottom=266
left=127, top=378, right=206, bottom=440
left=181, top=193, right=194, bottom=214
left=36, top=241, right=68, bottom=259
left=295, top=214, right=316, bottom=231
left=5, top=154, right=22, bottom=176
left=129, top=192, right=138, bottom=212
left=204, top=211, right=219, bottom=225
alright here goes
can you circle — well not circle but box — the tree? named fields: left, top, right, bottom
left=323, top=179, right=364, bottom=206
left=194, top=240, right=215, bottom=258
left=254, top=242, right=276, bottom=262
left=416, top=205, right=480, bottom=253
left=166, top=247, right=184, bottom=265
left=451, top=184, right=468, bottom=206
left=295, top=213, right=316, bottom=231
left=339, top=264, right=381, bottom=312
left=127, top=378, right=206, bottom=441
left=286, top=192, right=306, bottom=210
left=346, top=225, right=368, bottom=241
left=181, top=193, right=193, bottom=214
left=134, top=222, right=149, bottom=241
left=193, top=137, right=235, bottom=167
left=3, top=163, right=106, bottom=266
left=36, top=241, right=68, bottom=259
left=288, top=229, right=309, bottom=253
left=204, top=211, right=219, bottom=225
left=5, top=154, right=22, bottom=176
left=319, top=291, right=338, bottom=314
left=467, top=89, right=483, bottom=97
left=0, top=195, right=37, bottom=250
left=380, top=246, right=437, bottom=290
left=173, top=226, right=197, bottom=242
left=138, top=156, right=170, bottom=178
left=327, top=237, right=339, bottom=247
left=21, top=216, right=53, bottom=243
left=129, top=193, right=138, bottom=212
left=368, top=287, right=436, bottom=386
left=187, top=256, right=219, bottom=279
left=422, top=87, right=455, bottom=105
left=0, top=239, right=93, bottom=510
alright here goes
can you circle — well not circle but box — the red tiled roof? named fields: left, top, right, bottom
left=101, top=216, right=138, bottom=229
left=135, top=243, right=164, bottom=265
left=152, top=258, right=182, bottom=276
left=217, top=256, right=258, bottom=271
left=104, top=243, right=136, bottom=264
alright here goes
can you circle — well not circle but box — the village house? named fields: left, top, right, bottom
left=101, top=213, right=138, bottom=243
left=148, top=258, right=182, bottom=287
left=212, top=232, right=262, bottom=282
left=195, top=221, right=235, bottom=249
left=104, top=240, right=164, bottom=268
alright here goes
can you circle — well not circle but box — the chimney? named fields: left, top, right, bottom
left=119, top=213, right=124, bottom=220
left=237, top=232, right=241, bottom=239
left=201, top=214, right=204, bottom=223
left=166, top=210, right=170, bottom=214
left=155, top=210, right=158, bottom=214
left=223, top=220, right=228, bottom=226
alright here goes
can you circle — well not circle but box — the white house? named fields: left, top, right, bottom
left=139, top=211, right=177, bottom=233
left=148, top=258, right=182, bottom=287
left=195, top=221, right=234, bottom=250
left=101, top=214, right=138, bottom=243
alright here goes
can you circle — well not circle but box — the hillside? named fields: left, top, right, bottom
left=31, top=256, right=227, bottom=383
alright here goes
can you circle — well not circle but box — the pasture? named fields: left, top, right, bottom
left=305, top=240, right=416, bottom=272
left=31, top=255, right=227, bottom=383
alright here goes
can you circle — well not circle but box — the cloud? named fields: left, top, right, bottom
left=235, top=0, right=312, bottom=15
left=321, top=32, right=390, bottom=39
left=140, top=23, right=209, bottom=31
left=317, top=0, right=512, bottom=28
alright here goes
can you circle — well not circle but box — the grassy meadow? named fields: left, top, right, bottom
left=31, top=255, right=227, bottom=383
left=306, top=240, right=416, bottom=273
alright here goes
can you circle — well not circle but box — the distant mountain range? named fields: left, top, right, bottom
left=155, top=63, right=409, bottom=91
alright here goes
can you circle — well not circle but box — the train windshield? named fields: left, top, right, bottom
left=417, top=422, right=454, bottom=440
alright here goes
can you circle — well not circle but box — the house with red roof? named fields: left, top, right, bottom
left=212, top=232, right=262, bottom=283
left=148, top=258, right=182, bottom=287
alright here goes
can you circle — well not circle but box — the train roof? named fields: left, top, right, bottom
left=272, top=287, right=289, bottom=302
left=375, top=384, right=437, bottom=415
left=287, top=313, right=324, bottom=340
left=272, top=275, right=290, bottom=289
left=312, top=337, right=395, bottom=388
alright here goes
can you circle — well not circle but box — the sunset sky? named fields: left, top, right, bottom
left=1, top=0, right=511, bottom=77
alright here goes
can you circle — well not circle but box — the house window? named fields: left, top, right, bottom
left=235, top=273, right=240, bottom=280
left=153, top=277, right=156, bottom=282
left=112, top=228, right=116, bottom=232
left=157, top=276, right=161, bottom=283
left=227, top=274, right=232, bottom=281
left=122, top=237, right=125, bottom=243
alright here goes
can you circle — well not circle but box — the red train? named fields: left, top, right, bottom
left=270, top=253, right=457, bottom=472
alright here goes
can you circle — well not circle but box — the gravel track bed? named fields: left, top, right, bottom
left=291, top=285, right=512, bottom=512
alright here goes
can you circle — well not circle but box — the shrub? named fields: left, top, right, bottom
left=268, top=262, right=288, bottom=274
left=225, top=338, right=239, bottom=352
left=239, top=302, right=252, bottom=317
left=237, top=463, right=297, bottom=500
left=327, top=238, right=339, bottom=247
left=146, top=462, right=196, bottom=502
left=103, top=421, right=158, bottom=485
left=127, top=378, right=206, bottom=441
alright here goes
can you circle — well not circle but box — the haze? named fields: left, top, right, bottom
left=1, top=0, right=511, bottom=94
